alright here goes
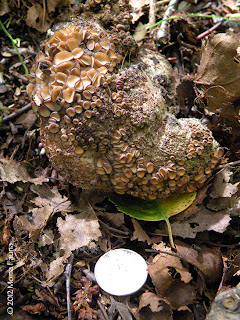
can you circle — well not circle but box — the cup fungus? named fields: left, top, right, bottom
left=27, top=19, right=224, bottom=200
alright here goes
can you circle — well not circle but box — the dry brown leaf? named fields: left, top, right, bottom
left=129, top=0, right=149, bottom=23
left=21, top=303, right=46, bottom=314
left=138, top=292, right=173, bottom=320
left=194, top=32, right=240, bottom=120
left=171, top=205, right=231, bottom=238
left=47, top=0, right=69, bottom=13
left=175, top=306, right=194, bottom=320
left=38, top=229, right=54, bottom=247
left=222, top=253, right=240, bottom=285
left=222, top=0, right=239, bottom=12
left=26, top=4, right=53, bottom=32
left=176, top=240, right=223, bottom=286
left=57, top=210, right=101, bottom=253
left=131, top=218, right=152, bottom=244
left=0, top=0, right=10, bottom=16
left=133, top=22, right=148, bottom=45
left=210, top=167, right=239, bottom=198
left=163, top=280, right=197, bottom=309
left=173, top=186, right=208, bottom=221
left=0, top=157, right=48, bottom=185
left=17, top=185, right=72, bottom=241
left=42, top=256, right=67, bottom=287
left=148, top=242, right=192, bottom=296
left=97, top=211, right=124, bottom=227
left=14, top=110, right=37, bottom=129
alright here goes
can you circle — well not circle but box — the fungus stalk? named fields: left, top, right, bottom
left=27, top=19, right=223, bottom=200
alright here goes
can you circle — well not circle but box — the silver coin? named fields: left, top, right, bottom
left=94, top=248, right=148, bottom=296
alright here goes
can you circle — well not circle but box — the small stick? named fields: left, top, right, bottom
left=196, top=21, right=223, bottom=40
left=11, top=70, right=28, bottom=83
left=156, top=0, right=171, bottom=5
left=156, top=0, right=179, bottom=44
left=65, top=253, right=74, bottom=320
left=2, top=103, right=32, bottom=123
left=149, top=0, right=156, bottom=26
left=97, top=300, right=109, bottom=320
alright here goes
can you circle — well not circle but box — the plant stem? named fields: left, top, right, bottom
left=165, top=217, right=175, bottom=249
left=147, top=13, right=240, bottom=29
left=0, top=20, right=29, bottom=76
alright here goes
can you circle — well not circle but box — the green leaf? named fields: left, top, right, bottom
left=109, top=192, right=197, bottom=248
left=109, top=192, right=197, bottom=221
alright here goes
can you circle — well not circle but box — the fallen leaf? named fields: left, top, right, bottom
left=21, top=303, right=46, bottom=314
left=57, top=210, right=101, bottom=253
left=222, top=253, right=240, bottom=286
left=210, top=167, right=239, bottom=198
left=38, top=229, right=54, bottom=247
left=175, top=306, right=194, bottom=320
left=17, top=185, right=72, bottom=241
left=163, top=280, right=197, bottom=310
left=171, top=205, right=231, bottom=238
left=138, top=292, right=173, bottom=320
left=131, top=218, right=152, bottom=245
left=129, top=0, right=150, bottom=23
left=194, top=32, right=240, bottom=121
left=175, top=240, right=223, bottom=286
left=173, top=186, right=208, bottom=221
left=14, top=110, right=37, bottom=129
left=42, top=256, right=66, bottom=287
left=222, top=0, right=239, bottom=12
left=0, top=0, right=10, bottom=16
left=26, top=4, right=53, bottom=32
left=110, top=192, right=196, bottom=247
left=148, top=242, right=192, bottom=296
left=47, top=0, right=69, bottom=13
left=133, top=22, right=148, bottom=45
left=110, top=297, right=133, bottom=320
left=97, top=211, right=124, bottom=228
left=0, top=157, right=48, bottom=185
left=109, top=192, right=196, bottom=221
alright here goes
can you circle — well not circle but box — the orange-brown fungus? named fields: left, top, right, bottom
left=27, top=21, right=224, bottom=200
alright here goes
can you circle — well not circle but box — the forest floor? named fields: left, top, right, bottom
left=0, top=0, right=240, bottom=320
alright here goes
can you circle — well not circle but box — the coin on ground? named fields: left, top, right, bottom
left=94, top=248, right=148, bottom=296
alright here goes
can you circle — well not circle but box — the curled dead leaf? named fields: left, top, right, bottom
left=175, top=240, right=223, bottom=286
left=26, top=4, right=53, bottom=32
left=138, top=292, right=173, bottom=320
left=194, top=32, right=240, bottom=121
left=21, top=303, right=46, bottom=314
left=148, top=242, right=192, bottom=296
left=47, top=0, right=69, bottom=13
left=163, top=279, right=197, bottom=310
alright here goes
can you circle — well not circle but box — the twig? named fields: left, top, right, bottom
left=97, top=299, right=109, bottom=320
left=2, top=103, right=32, bottom=123
left=149, top=0, right=156, bottom=26
left=217, top=160, right=240, bottom=169
left=155, top=0, right=179, bottom=44
left=156, top=0, right=171, bottom=5
left=98, top=218, right=130, bottom=236
left=11, top=70, right=28, bottom=83
left=65, top=253, right=74, bottom=320
left=177, top=33, right=199, bottom=50
left=196, top=21, right=223, bottom=40
left=0, top=124, right=24, bottom=131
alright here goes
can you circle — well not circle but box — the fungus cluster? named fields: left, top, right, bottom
left=27, top=20, right=224, bottom=200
